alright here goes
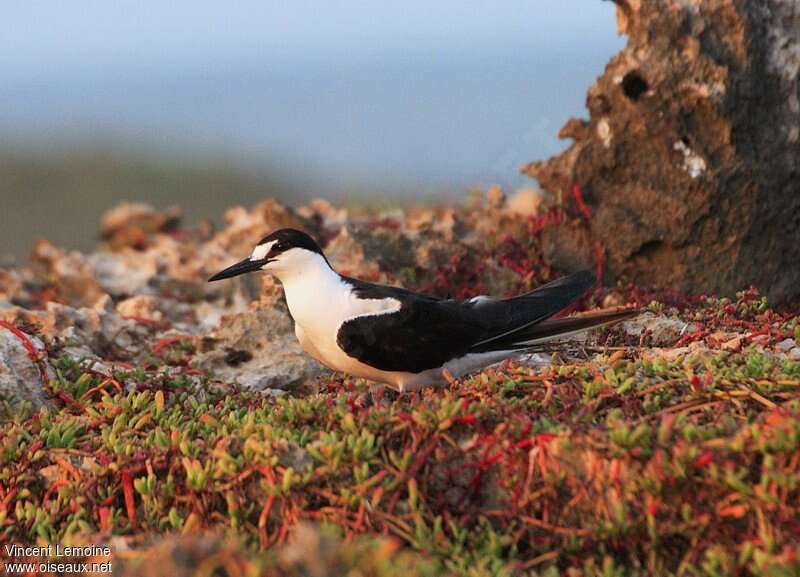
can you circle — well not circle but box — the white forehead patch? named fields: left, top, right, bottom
left=250, top=240, right=276, bottom=261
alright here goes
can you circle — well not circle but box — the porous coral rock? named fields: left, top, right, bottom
left=621, top=313, right=695, bottom=347
left=31, top=240, right=106, bottom=307
left=100, top=202, right=181, bottom=250
left=349, top=225, right=417, bottom=274
left=525, top=0, right=800, bottom=304
left=486, top=185, right=506, bottom=209
left=258, top=275, right=288, bottom=311
left=323, top=227, right=380, bottom=278
left=89, top=251, right=158, bottom=297
left=193, top=306, right=323, bottom=392
left=116, top=295, right=164, bottom=322
left=212, top=199, right=309, bottom=259
left=296, top=197, right=348, bottom=229
left=0, top=327, right=53, bottom=410
left=505, top=187, right=546, bottom=217
left=0, top=269, right=24, bottom=301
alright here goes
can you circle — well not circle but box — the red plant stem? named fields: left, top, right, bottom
left=692, top=451, right=714, bottom=469
left=352, top=501, right=366, bottom=533
left=98, top=506, right=112, bottom=533
left=258, top=465, right=277, bottom=547
left=80, top=377, right=123, bottom=400
left=259, top=496, right=275, bottom=541
left=151, top=335, right=194, bottom=355
left=571, top=184, right=593, bottom=220
left=42, top=479, right=71, bottom=507
left=121, top=470, right=137, bottom=530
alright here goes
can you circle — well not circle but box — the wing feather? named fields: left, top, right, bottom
left=468, top=271, right=595, bottom=349
left=336, top=271, right=598, bottom=373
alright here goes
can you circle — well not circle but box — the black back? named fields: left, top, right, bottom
left=336, top=271, right=594, bottom=373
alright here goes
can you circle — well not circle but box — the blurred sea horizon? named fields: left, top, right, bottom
left=0, top=1, right=624, bottom=260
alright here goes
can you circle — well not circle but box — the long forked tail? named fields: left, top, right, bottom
left=517, top=307, right=640, bottom=343
left=475, top=306, right=640, bottom=352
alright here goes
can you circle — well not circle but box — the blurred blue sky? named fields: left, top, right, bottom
left=0, top=1, right=623, bottom=197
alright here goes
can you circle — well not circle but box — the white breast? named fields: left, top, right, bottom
left=280, top=258, right=405, bottom=380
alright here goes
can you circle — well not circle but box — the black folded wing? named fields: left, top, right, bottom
left=336, top=271, right=595, bottom=374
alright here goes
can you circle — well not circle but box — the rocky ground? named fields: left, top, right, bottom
left=1, top=194, right=799, bottom=576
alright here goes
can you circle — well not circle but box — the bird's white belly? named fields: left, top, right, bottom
left=294, top=322, right=355, bottom=373
left=295, top=320, right=411, bottom=384
left=285, top=274, right=409, bottom=386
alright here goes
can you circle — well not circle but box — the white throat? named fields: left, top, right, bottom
left=272, top=250, right=400, bottom=337
left=270, top=250, right=336, bottom=285
left=266, top=247, right=408, bottom=386
left=271, top=251, right=345, bottom=325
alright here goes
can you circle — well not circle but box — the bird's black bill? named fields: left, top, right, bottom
left=208, top=258, right=266, bottom=282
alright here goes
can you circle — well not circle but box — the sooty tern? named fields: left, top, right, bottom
left=209, top=229, right=638, bottom=391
